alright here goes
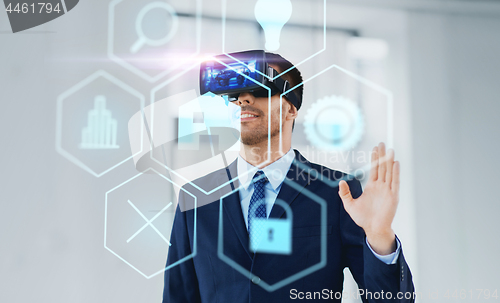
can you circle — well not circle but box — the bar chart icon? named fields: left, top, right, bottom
left=79, top=95, right=119, bottom=149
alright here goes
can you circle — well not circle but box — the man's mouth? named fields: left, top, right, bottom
left=240, top=112, right=259, bottom=122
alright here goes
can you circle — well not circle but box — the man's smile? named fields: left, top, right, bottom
left=240, top=111, right=260, bottom=122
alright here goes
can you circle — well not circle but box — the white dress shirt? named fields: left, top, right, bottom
left=237, top=148, right=295, bottom=228
left=236, top=148, right=400, bottom=264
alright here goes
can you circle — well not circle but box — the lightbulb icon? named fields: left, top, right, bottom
left=254, top=0, right=293, bottom=51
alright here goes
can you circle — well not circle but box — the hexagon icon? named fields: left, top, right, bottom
left=303, top=95, right=365, bottom=151
left=281, top=62, right=394, bottom=177
left=217, top=159, right=328, bottom=292
left=56, top=70, right=144, bottom=177
left=221, top=0, right=326, bottom=81
left=105, top=168, right=197, bottom=279
left=108, top=0, right=202, bottom=83
left=132, top=61, right=277, bottom=200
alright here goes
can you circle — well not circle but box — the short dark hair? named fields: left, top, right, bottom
left=265, top=52, right=303, bottom=131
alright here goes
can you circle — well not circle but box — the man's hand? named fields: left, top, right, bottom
left=339, top=142, right=399, bottom=255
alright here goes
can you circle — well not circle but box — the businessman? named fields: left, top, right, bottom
left=162, top=52, right=414, bottom=302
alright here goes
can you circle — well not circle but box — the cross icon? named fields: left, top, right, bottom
left=126, top=199, right=173, bottom=246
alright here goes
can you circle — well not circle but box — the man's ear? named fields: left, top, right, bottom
left=285, top=100, right=298, bottom=122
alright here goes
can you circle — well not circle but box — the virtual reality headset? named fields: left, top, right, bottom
left=199, top=50, right=302, bottom=110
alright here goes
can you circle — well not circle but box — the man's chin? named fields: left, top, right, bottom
left=240, top=134, right=268, bottom=146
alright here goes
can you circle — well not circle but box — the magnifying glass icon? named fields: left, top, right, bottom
left=130, top=1, right=179, bottom=54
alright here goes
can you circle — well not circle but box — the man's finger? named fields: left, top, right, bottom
left=391, top=161, right=400, bottom=194
left=370, top=146, right=378, bottom=182
left=385, top=149, right=395, bottom=184
left=378, top=142, right=387, bottom=182
left=338, top=180, right=354, bottom=207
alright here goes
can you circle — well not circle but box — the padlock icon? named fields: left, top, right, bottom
left=249, top=199, right=292, bottom=255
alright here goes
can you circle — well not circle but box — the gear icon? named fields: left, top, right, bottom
left=303, top=95, right=364, bottom=151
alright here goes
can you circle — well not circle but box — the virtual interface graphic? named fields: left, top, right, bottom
left=105, top=170, right=196, bottom=279
left=254, top=0, right=293, bottom=51
left=128, top=90, right=241, bottom=177
left=249, top=199, right=293, bottom=255
left=304, top=95, right=365, bottom=151
left=129, top=1, right=179, bottom=54
left=79, top=96, right=120, bottom=150
left=108, top=0, right=201, bottom=82
left=57, top=71, right=144, bottom=177
left=50, top=0, right=401, bottom=296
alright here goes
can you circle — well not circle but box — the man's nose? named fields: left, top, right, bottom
left=234, top=92, right=254, bottom=106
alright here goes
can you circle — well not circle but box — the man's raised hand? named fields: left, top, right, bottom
left=338, top=142, right=399, bottom=255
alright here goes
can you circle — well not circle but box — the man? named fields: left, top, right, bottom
left=162, top=52, right=414, bottom=302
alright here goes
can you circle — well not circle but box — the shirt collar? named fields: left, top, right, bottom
left=237, top=148, right=295, bottom=192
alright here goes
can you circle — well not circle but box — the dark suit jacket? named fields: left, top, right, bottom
left=163, top=150, right=414, bottom=302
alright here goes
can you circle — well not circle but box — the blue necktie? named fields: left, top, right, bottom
left=248, top=171, right=268, bottom=250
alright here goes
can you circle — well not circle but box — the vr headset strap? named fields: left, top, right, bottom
left=270, top=74, right=301, bottom=110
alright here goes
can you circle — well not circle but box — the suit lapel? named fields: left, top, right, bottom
left=269, top=150, right=312, bottom=219
left=218, top=160, right=252, bottom=259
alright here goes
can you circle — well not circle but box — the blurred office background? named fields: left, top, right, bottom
left=1, top=0, right=499, bottom=302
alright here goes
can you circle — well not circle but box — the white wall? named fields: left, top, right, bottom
left=408, top=10, right=500, bottom=300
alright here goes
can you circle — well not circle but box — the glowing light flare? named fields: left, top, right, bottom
left=120, top=52, right=208, bottom=71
